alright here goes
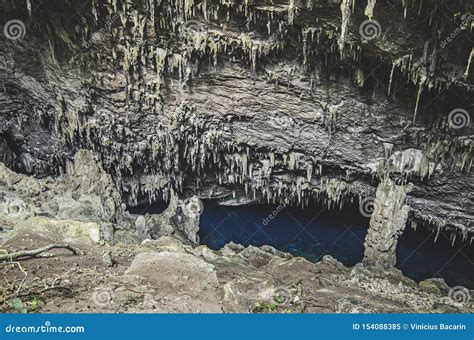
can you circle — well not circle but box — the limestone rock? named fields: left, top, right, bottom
left=0, top=0, right=471, bottom=243
left=12, top=216, right=102, bottom=244
left=125, top=251, right=221, bottom=312
left=363, top=178, right=412, bottom=267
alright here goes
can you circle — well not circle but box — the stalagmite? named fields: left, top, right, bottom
left=363, top=178, right=412, bottom=268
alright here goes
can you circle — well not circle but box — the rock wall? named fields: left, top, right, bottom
left=0, top=0, right=472, bottom=242
left=0, top=152, right=117, bottom=242
left=136, top=191, right=202, bottom=244
left=0, top=149, right=202, bottom=244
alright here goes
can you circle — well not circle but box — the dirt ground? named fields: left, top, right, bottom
left=1, top=227, right=472, bottom=314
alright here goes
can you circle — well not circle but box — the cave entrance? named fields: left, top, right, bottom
left=127, top=199, right=169, bottom=215
left=198, top=200, right=369, bottom=266
left=199, top=201, right=474, bottom=288
left=397, top=225, right=474, bottom=288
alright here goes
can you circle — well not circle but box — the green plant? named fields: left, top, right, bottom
left=30, top=296, right=40, bottom=312
left=9, top=298, right=27, bottom=313
left=252, top=302, right=278, bottom=313
left=8, top=296, right=43, bottom=313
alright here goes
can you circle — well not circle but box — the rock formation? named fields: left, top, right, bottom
left=0, top=0, right=473, bottom=313
left=363, top=177, right=411, bottom=268
left=0, top=0, right=472, bottom=245
left=136, top=191, right=202, bottom=243
left=0, top=149, right=472, bottom=313
left=0, top=149, right=127, bottom=244
left=0, top=149, right=202, bottom=245
left=1, top=225, right=472, bottom=313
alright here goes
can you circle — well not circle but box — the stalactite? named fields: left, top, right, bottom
left=288, top=0, right=296, bottom=25
left=338, top=0, right=352, bottom=54
left=21, top=0, right=470, bottom=247
left=388, top=61, right=396, bottom=95
left=364, top=0, right=376, bottom=20
left=92, top=0, right=98, bottom=23
left=355, top=67, right=364, bottom=87
left=413, top=81, right=423, bottom=123
left=464, top=47, right=473, bottom=79
left=26, top=0, right=32, bottom=18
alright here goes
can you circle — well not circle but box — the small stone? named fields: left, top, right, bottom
left=102, top=250, right=116, bottom=267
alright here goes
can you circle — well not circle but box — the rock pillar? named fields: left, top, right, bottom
left=139, top=190, right=202, bottom=244
left=363, top=178, right=412, bottom=268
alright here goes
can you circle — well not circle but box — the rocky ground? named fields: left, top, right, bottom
left=0, top=151, right=472, bottom=314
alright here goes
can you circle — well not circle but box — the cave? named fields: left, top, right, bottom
left=199, top=200, right=369, bottom=266
left=126, top=196, right=474, bottom=288
left=0, top=0, right=472, bottom=314
left=199, top=201, right=474, bottom=288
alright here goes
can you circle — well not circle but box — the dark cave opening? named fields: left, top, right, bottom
left=397, top=225, right=474, bottom=289
left=199, top=200, right=369, bottom=266
left=198, top=201, right=474, bottom=289
left=0, top=133, right=19, bottom=172
left=127, top=198, right=169, bottom=215
left=109, top=194, right=474, bottom=289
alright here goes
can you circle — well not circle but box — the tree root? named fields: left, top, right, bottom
left=0, top=244, right=82, bottom=262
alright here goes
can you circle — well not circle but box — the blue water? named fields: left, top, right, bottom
left=396, top=227, right=474, bottom=289
left=199, top=201, right=474, bottom=288
left=199, top=201, right=368, bottom=265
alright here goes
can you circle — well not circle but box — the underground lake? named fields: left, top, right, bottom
left=198, top=201, right=474, bottom=289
